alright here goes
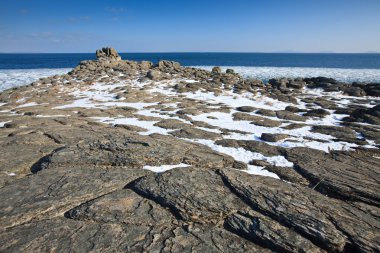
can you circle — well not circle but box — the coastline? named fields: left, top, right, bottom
left=0, top=48, right=379, bottom=252
left=2, top=65, right=380, bottom=92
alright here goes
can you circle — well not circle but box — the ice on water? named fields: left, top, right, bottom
left=195, top=66, right=380, bottom=83
left=0, top=68, right=71, bottom=92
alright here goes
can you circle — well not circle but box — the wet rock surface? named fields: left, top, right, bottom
left=0, top=47, right=379, bottom=252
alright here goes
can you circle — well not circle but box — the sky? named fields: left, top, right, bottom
left=0, top=0, right=379, bottom=53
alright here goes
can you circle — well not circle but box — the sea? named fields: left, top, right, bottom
left=1, top=53, right=380, bottom=92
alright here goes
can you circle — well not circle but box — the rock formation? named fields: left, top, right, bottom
left=96, top=47, right=122, bottom=61
left=0, top=47, right=379, bottom=252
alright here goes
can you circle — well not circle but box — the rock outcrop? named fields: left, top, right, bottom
left=96, top=47, right=122, bottom=61
left=0, top=48, right=379, bottom=252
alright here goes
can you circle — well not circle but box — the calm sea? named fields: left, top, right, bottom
left=0, top=53, right=380, bottom=69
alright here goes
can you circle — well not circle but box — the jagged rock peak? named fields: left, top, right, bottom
left=95, top=47, right=121, bottom=61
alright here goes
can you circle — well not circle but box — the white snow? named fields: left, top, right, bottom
left=70, top=82, right=123, bottom=101
left=91, top=116, right=170, bottom=135
left=17, top=102, right=39, bottom=108
left=137, top=108, right=185, bottom=121
left=35, top=114, right=70, bottom=118
left=5, top=172, right=16, bottom=176
left=16, top=97, right=29, bottom=103
left=195, top=127, right=222, bottom=133
left=190, top=109, right=358, bottom=152
left=55, top=82, right=157, bottom=109
left=143, top=163, right=191, bottom=173
left=183, top=79, right=199, bottom=83
left=245, top=165, right=280, bottom=177
left=191, top=139, right=282, bottom=179
left=183, top=90, right=292, bottom=110
left=54, top=98, right=96, bottom=109
left=0, top=121, right=11, bottom=127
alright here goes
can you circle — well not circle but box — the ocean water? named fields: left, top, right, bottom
left=0, top=53, right=380, bottom=91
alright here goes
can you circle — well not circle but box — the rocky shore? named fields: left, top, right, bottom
left=0, top=48, right=379, bottom=252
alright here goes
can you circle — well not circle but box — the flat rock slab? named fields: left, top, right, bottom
left=219, top=169, right=362, bottom=252
left=37, top=132, right=236, bottom=171
left=153, top=118, right=192, bottom=129
left=233, top=112, right=282, bottom=127
left=261, top=133, right=289, bottom=142
left=132, top=168, right=248, bottom=224
left=276, top=110, right=307, bottom=122
left=285, top=147, right=380, bottom=206
left=0, top=217, right=266, bottom=253
left=215, top=139, right=284, bottom=156
left=66, top=188, right=175, bottom=225
left=0, top=165, right=148, bottom=229
left=131, top=167, right=325, bottom=252
left=169, top=127, right=222, bottom=140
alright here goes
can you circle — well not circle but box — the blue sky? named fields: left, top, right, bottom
left=0, top=0, right=379, bottom=53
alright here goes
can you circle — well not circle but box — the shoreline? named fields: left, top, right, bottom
left=1, top=65, right=380, bottom=93
left=0, top=48, right=379, bottom=252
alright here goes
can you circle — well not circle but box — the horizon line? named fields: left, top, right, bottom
left=0, top=51, right=379, bottom=54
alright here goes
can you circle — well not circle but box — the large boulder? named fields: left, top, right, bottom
left=211, top=66, right=222, bottom=74
left=157, top=60, right=181, bottom=72
left=146, top=69, right=162, bottom=80
left=96, top=47, right=122, bottom=61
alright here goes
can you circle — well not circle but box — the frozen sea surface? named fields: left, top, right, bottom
left=0, top=68, right=71, bottom=92
left=1, top=66, right=380, bottom=92
left=194, top=66, right=380, bottom=83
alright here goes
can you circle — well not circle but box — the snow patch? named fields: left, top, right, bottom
left=17, top=102, right=39, bottom=108
left=35, top=114, right=70, bottom=118
left=183, top=90, right=291, bottom=110
left=191, top=139, right=283, bottom=179
left=91, top=116, right=170, bottom=135
left=0, top=121, right=11, bottom=127
left=143, top=163, right=191, bottom=173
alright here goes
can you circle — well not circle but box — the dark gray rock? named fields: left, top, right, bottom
left=154, top=119, right=192, bottom=129
left=157, top=60, right=181, bottom=72
left=132, top=168, right=248, bottom=224
left=262, top=165, right=310, bottom=185
left=0, top=217, right=266, bottom=253
left=169, top=127, right=222, bottom=140
left=285, top=147, right=380, bottom=206
left=261, top=133, right=288, bottom=142
left=215, top=139, right=284, bottom=156
left=304, top=108, right=331, bottom=117
left=0, top=165, right=148, bottom=229
left=311, top=125, right=366, bottom=144
left=219, top=169, right=347, bottom=252
left=236, top=106, right=257, bottom=112
left=225, top=212, right=323, bottom=253
left=276, top=110, right=307, bottom=122
left=211, top=66, right=222, bottom=74
left=255, top=109, right=277, bottom=117
left=233, top=112, right=282, bottom=127
left=146, top=69, right=162, bottom=80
